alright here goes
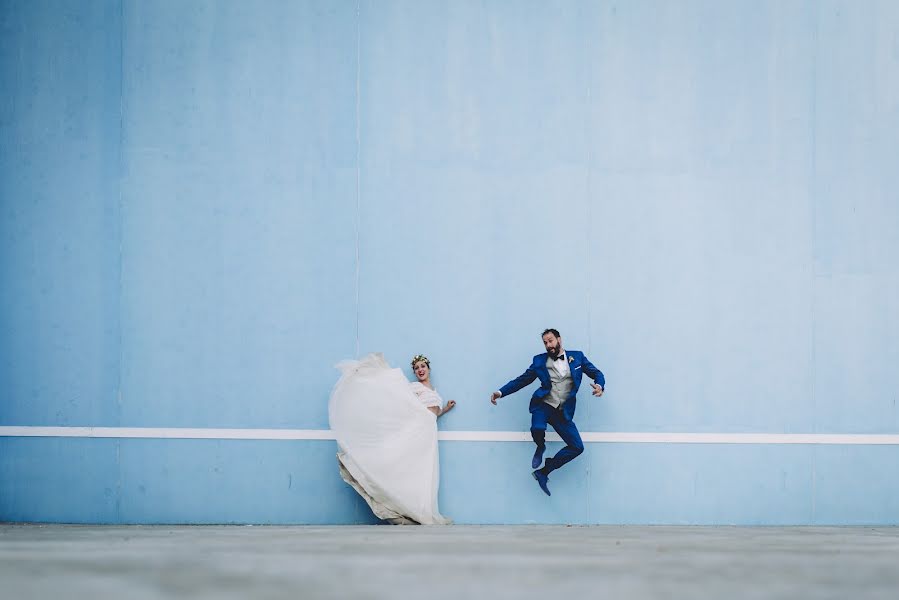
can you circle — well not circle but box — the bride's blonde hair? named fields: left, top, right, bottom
left=410, top=354, right=430, bottom=368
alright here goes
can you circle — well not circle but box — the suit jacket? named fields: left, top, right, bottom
left=499, top=350, right=604, bottom=421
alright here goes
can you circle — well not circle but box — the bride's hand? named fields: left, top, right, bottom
left=443, top=400, right=456, bottom=413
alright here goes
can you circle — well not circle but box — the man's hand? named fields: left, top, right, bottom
left=591, top=383, right=604, bottom=397
left=490, top=391, right=502, bottom=405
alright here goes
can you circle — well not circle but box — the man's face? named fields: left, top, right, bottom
left=542, top=333, right=562, bottom=358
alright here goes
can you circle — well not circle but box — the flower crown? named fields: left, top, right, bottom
left=410, top=354, right=430, bottom=367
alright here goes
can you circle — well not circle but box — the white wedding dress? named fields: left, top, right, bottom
left=328, top=353, right=450, bottom=525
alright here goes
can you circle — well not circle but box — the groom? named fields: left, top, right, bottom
left=490, top=328, right=605, bottom=496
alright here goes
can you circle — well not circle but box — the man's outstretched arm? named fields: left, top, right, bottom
left=490, top=365, right=538, bottom=404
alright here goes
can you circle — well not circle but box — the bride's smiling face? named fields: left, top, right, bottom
left=413, top=360, right=430, bottom=382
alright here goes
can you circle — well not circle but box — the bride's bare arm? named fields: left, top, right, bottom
left=436, top=400, right=456, bottom=418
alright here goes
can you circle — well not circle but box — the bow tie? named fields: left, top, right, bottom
left=553, top=355, right=565, bottom=361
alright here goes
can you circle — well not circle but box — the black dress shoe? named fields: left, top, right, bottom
left=531, top=446, right=545, bottom=469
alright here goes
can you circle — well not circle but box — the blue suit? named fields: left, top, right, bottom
left=499, top=350, right=605, bottom=474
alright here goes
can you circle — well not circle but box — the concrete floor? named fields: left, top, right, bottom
left=1, top=524, right=898, bottom=599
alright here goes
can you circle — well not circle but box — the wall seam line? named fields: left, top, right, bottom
left=115, top=0, right=126, bottom=524
left=809, top=0, right=820, bottom=524
left=354, top=0, right=361, bottom=358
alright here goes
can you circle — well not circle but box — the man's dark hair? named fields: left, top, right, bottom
left=542, top=328, right=561, bottom=339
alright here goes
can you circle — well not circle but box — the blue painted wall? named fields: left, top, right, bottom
left=2, top=0, right=898, bottom=524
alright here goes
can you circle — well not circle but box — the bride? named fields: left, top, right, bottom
left=329, top=353, right=456, bottom=524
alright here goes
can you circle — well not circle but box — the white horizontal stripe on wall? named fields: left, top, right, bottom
left=1, top=427, right=899, bottom=445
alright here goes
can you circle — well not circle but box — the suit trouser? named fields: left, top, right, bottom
left=530, top=402, right=584, bottom=474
